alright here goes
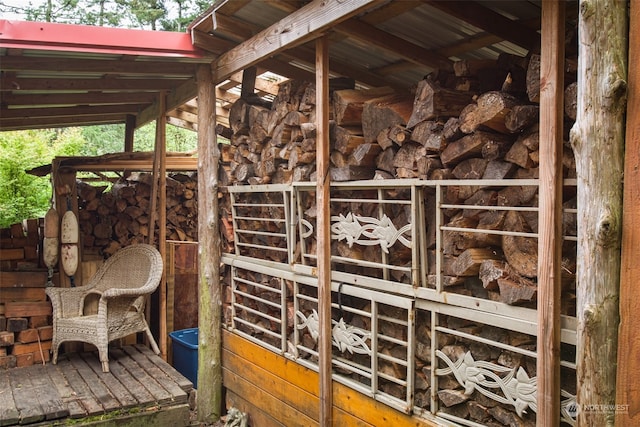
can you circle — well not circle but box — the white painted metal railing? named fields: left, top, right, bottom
left=222, top=178, right=578, bottom=425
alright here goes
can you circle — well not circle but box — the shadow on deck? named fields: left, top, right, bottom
left=0, top=344, right=194, bottom=426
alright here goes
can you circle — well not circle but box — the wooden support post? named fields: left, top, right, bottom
left=124, top=114, right=135, bottom=153
left=616, top=0, right=639, bottom=424
left=241, top=66, right=257, bottom=99
left=157, top=94, right=168, bottom=360
left=196, top=63, right=222, bottom=423
left=572, top=0, right=626, bottom=424
left=316, top=36, right=332, bottom=427
left=536, top=1, right=564, bottom=424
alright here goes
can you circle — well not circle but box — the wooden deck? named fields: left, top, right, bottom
left=0, top=345, right=194, bottom=426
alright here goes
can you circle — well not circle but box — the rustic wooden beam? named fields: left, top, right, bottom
left=334, top=19, right=453, bottom=72
left=0, top=104, right=148, bottom=120
left=0, top=113, right=126, bottom=129
left=196, top=63, right=222, bottom=423
left=316, top=35, right=332, bottom=427
left=536, top=1, right=564, bottom=424
left=157, top=93, right=168, bottom=361
left=0, top=91, right=157, bottom=106
left=214, top=0, right=384, bottom=81
left=616, top=0, right=639, bottom=424
left=240, top=66, right=257, bottom=98
left=124, top=115, right=135, bottom=153
left=572, top=0, right=626, bottom=424
left=0, top=76, right=187, bottom=92
left=426, top=1, right=540, bottom=51
left=0, top=56, right=199, bottom=75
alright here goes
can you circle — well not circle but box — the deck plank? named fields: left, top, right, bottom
left=43, top=362, right=87, bottom=419
left=107, top=350, right=156, bottom=406
left=55, top=356, right=105, bottom=416
left=122, top=346, right=188, bottom=403
left=67, top=352, right=121, bottom=412
left=109, top=348, right=174, bottom=404
left=79, top=351, right=139, bottom=409
left=134, top=344, right=193, bottom=392
left=7, top=367, right=44, bottom=424
left=28, top=365, right=68, bottom=420
left=0, top=345, right=193, bottom=426
left=0, top=369, right=20, bottom=426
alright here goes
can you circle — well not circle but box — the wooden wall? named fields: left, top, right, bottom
left=222, top=330, right=434, bottom=427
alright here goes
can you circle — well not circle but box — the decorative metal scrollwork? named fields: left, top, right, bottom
left=436, top=350, right=576, bottom=426
left=296, top=309, right=372, bottom=356
left=330, top=212, right=412, bottom=253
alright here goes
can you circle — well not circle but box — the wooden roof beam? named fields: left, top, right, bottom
left=1, top=114, right=126, bottom=130
left=425, top=0, right=540, bottom=52
left=0, top=91, right=157, bottom=107
left=334, top=19, right=453, bottom=71
left=213, top=0, right=386, bottom=81
left=0, top=56, right=199, bottom=76
left=0, top=103, right=147, bottom=120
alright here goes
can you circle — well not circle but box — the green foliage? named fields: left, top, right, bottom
left=0, top=0, right=202, bottom=226
left=0, top=131, right=55, bottom=227
left=0, top=0, right=210, bottom=30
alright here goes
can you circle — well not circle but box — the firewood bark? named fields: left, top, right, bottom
left=505, top=105, right=539, bottom=133
left=440, top=131, right=498, bottom=167
left=459, top=91, right=521, bottom=134
left=362, top=93, right=414, bottom=143
left=451, top=248, right=502, bottom=276
left=502, top=210, right=538, bottom=278
left=333, top=87, right=394, bottom=126
left=406, top=78, right=474, bottom=128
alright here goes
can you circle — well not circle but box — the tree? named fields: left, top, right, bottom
left=0, top=0, right=210, bottom=30
left=1, top=131, right=52, bottom=227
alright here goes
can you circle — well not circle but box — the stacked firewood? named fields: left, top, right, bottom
left=221, top=52, right=577, bottom=312
left=77, top=172, right=198, bottom=257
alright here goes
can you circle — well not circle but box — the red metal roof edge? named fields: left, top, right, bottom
left=0, top=19, right=208, bottom=59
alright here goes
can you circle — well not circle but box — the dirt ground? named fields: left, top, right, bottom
left=188, top=389, right=227, bottom=427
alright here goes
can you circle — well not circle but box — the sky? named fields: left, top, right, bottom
left=1, top=0, right=46, bottom=20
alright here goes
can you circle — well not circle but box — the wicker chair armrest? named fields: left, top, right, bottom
left=46, top=286, right=95, bottom=318
left=101, top=287, right=153, bottom=299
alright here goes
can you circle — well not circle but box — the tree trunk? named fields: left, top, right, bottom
left=572, top=0, right=626, bottom=424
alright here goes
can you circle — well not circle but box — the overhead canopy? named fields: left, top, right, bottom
left=1, top=1, right=577, bottom=133
left=0, top=19, right=215, bottom=132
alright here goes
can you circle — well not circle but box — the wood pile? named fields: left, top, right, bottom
left=77, top=172, right=198, bottom=257
left=0, top=219, right=41, bottom=270
left=221, top=52, right=578, bottom=312
left=0, top=271, right=53, bottom=369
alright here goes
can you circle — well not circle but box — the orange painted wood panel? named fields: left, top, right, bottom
left=222, top=331, right=436, bottom=427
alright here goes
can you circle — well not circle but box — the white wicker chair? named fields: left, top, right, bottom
left=46, top=244, right=163, bottom=372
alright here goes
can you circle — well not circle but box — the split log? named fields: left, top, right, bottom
left=459, top=91, right=521, bottom=134
left=502, top=210, right=538, bottom=278
left=348, top=143, right=381, bottom=167
left=406, top=78, right=474, bottom=128
left=440, top=131, right=501, bottom=166
left=362, top=93, right=414, bottom=143
left=375, top=147, right=397, bottom=174
left=334, top=126, right=366, bottom=155
left=330, top=166, right=375, bottom=182
left=333, top=86, right=394, bottom=126
left=411, top=121, right=447, bottom=152
left=564, top=81, right=578, bottom=120
left=451, top=248, right=502, bottom=277
left=505, top=105, right=539, bottom=133
left=497, top=277, right=537, bottom=305
left=526, top=54, right=541, bottom=103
